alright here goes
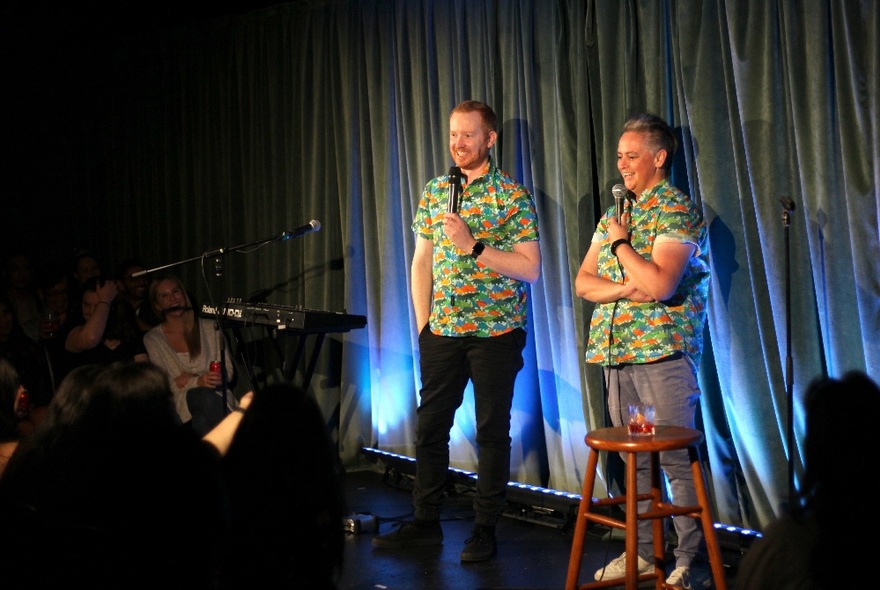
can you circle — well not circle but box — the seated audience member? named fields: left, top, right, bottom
left=34, top=259, right=77, bottom=390
left=113, top=257, right=159, bottom=334
left=0, top=359, right=28, bottom=475
left=65, top=276, right=149, bottom=368
left=735, top=370, right=880, bottom=590
left=220, top=382, right=345, bottom=589
left=0, top=295, right=52, bottom=432
left=0, top=362, right=252, bottom=588
left=2, top=251, right=42, bottom=342
left=143, top=273, right=238, bottom=435
left=67, top=248, right=103, bottom=324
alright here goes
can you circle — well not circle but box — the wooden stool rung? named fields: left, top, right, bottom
left=565, top=426, right=727, bottom=590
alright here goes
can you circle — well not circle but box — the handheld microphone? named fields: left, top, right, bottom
left=162, top=305, right=193, bottom=315
left=447, top=167, right=463, bottom=213
left=612, top=184, right=628, bottom=222
left=280, top=220, right=321, bottom=240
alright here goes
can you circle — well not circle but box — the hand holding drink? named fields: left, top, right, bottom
left=41, top=310, right=61, bottom=339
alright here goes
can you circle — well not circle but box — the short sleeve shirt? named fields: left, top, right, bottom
left=412, top=156, right=539, bottom=337
left=585, top=179, right=709, bottom=365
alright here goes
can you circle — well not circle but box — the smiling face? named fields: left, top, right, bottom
left=448, top=110, right=496, bottom=178
left=80, top=290, right=101, bottom=321
left=617, top=130, right=668, bottom=196
left=117, top=267, right=148, bottom=301
left=151, top=278, right=188, bottom=318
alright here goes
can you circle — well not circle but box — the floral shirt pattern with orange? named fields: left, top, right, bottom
left=412, top=156, right=539, bottom=337
left=585, top=178, right=709, bottom=366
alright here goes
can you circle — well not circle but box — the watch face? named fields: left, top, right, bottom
left=471, top=242, right=485, bottom=258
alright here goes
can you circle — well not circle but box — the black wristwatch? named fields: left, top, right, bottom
left=610, top=238, right=630, bottom=256
left=470, top=241, right=486, bottom=258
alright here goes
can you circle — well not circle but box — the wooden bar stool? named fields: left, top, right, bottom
left=565, top=425, right=727, bottom=590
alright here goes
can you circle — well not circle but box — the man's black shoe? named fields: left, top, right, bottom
left=460, top=525, right=496, bottom=562
left=372, top=519, right=443, bottom=548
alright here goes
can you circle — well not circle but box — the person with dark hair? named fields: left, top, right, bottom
left=33, top=259, right=78, bottom=392
left=65, top=275, right=148, bottom=369
left=143, top=273, right=238, bottom=434
left=575, top=113, right=711, bottom=588
left=113, top=257, right=158, bottom=333
left=372, top=100, right=541, bottom=562
left=0, top=359, right=27, bottom=474
left=735, top=370, right=879, bottom=590
left=0, top=293, right=54, bottom=430
left=0, top=362, right=252, bottom=588
left=2, top=251, right=42, bottom=342
left=220, top=382, right=345, bottom=589
left=67, top=248, right=102, bottom=321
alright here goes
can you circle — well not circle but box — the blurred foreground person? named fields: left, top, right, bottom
left=735, top=370, right=880, bottom=590
left=220, top=382, right=345, bottom=589
left=0, top=362, right=247, bottom=588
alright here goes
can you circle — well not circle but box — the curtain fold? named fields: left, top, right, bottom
left=20, top=0, right=878, bottom=533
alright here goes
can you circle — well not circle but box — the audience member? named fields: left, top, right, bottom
left=66, top=248, right=103, bottom=327
left=2, top=251, right=42, bottom=342
left=0, top=294, right=52, bottom=431
left=735, top=370, right=879, bottom=590
left=113, top=257, right=159, bottom=333
left=0, top=362, right=250, bottom=588
left=34, top=260, right=77, bottom=393
left=143, top=273, right=238, bottom=435
left=65, top=276, right=149, bottom=369
left=220, top=382, right=345, bottom=589
left=0, top=359, right=26, bottom=475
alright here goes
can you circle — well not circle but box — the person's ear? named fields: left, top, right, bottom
left=654, top=148, right=669, bottom=169
left=487, top=130, right=497, bottom=150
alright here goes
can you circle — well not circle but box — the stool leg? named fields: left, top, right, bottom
left=565, top=448, right=600, bottom=590
left=688, top=447, right=727, bottom=590
left=625, top=451, right=639, bottom=589
left=650, top=451, right=665, bottom=589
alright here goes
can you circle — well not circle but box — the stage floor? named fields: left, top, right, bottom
left=336, top=467, right=744, bottom=589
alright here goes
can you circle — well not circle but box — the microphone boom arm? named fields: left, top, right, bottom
left=130, top=220, right=322, bottom=277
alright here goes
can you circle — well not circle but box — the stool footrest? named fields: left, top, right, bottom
left=565, top=426, right=727, bottom=590
left=591, top=492, right=654, bottom=509
left=642, top=504, right=703, bottom=520
left=582, top=512, right=626, bottom=530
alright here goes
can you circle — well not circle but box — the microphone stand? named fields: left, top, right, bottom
left=780, top=195, right=796, bottom=504
left=130, top=225, right=318, bottom=278
left=131, top=224, right=321, bottom=426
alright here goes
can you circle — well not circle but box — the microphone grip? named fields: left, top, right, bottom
left=615, top=197, right=625, bottom=222
left=447, top=167, right=461, bottom=213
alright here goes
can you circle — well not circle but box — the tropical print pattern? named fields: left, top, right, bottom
left=585, top=179, right=709, bottom=366
left=412, top=156, right=539, bottom=337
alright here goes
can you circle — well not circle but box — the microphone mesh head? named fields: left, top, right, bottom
left=612, top=184, right=628, bottom=199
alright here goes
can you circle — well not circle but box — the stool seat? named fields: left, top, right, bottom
left=565, top=425, right=727, bottom=590
left=587, top=425, right=704, bottom=453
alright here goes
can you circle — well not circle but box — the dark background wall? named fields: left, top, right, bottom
left=3, top=3, right=281, bottom=264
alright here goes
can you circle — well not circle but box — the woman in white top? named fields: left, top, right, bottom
left=143, top=274, right=238, bottom=433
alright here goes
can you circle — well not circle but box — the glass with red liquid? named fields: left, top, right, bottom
left=627, top=402, right=655, bottom=436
